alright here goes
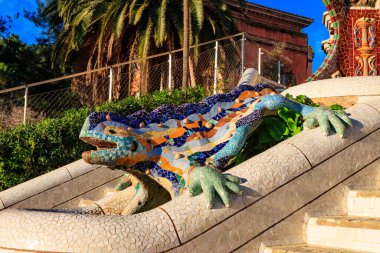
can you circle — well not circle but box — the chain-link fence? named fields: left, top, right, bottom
left=245, top=38, right=298, bottom=87
left=0, top=33, right=246, bottom=129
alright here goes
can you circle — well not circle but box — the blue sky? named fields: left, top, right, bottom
left=0, top=0, right=328, bottom=72
left=0, top=0, right=40, bottom=44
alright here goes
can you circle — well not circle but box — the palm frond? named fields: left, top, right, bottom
left=129, top=0, right=148, bottom=25
left=154, top=0, right=168, bottom=47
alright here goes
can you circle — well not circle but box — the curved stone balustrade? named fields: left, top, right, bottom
left=283, top=76, right=380, bottom=98
left=0, top=77, right=379, bottom=252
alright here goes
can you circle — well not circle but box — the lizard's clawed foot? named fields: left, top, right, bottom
left=188, top=166, right=242, bottom=209
left=303, top=107, right=352, bottom=138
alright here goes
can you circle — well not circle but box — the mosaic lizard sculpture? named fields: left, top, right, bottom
left=79, top=69, right=352, bottom=214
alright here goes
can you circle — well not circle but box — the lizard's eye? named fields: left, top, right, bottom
left=109, top=129, right=117, bottom=134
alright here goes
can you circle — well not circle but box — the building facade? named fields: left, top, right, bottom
left=228, top=1, right=314, bottom=84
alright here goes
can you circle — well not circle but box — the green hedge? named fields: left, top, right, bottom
left=0, top=87, right=207, bottom=191
left=95, top=86, right=206, bottom=113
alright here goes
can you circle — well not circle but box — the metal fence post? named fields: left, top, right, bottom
left=258, top=48, right=264, bottom=75
left=241, top=33, right=246, bottom=75
left=213, top=41, right=219, bottom=95
left=168, top=53, right=172, bottom=93
left=108, top=67, right=113, bottom=102
left=278, top=60, right=281, bottom=84
left=23, top=86, right=28, bottom=125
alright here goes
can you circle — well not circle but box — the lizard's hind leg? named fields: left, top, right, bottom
left=94, top=172, right=149, bottom=215
left=88, top=171, right=171, bottom=215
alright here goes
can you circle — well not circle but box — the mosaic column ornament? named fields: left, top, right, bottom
left=354, top=17, right=377, bottom=76
left=307, top=0, right=343, bottom=82
left=345, top=0, right=377, bottom=7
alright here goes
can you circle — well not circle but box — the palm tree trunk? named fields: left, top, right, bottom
left=182, top=0, right=189, bottom=93
left=189, top=57, right=196, bottom=87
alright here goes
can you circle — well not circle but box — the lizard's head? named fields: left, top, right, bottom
left=80, top=112, right=146, bottom=166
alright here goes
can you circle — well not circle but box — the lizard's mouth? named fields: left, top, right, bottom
left=80, top=137, right=118, bottom=150
left=80, top=137, right=118, bottom=164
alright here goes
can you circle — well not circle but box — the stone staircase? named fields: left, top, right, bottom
left=264, top=187, right=380, bottom=253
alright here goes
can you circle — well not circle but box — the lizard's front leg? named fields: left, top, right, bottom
left=188, top=165, right=242, bottom=208
left=256, top=94, right=352, bottom=137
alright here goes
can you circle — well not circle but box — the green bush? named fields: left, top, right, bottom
left=0, top=87, right=207, bottom=191
left=0, top=107, right=91, bottom=190
left=96, top=86, right=207, bottom=114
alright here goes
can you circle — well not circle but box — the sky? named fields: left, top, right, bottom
left=0, top=0, right=328, bottom=72
left=0, top=0, right=39, bottom=44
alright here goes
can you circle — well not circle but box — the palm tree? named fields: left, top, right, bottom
left=182, top=0, right=189, bottom=93
left=43, top=0, right=242, bottom=102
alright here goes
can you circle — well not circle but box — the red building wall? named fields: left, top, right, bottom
left=228, top=1, right=314, bottom=84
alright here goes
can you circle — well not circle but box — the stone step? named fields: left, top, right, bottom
left=348, top=189, right=380, bottom=218
left=264, top=244, right=369, bottom=253
left=306, top=216, right=380, bottom=252
left=78, top=199, right=95, bottom=207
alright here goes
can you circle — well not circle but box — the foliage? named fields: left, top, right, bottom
left=42, top=0, right=244, bottom=71
left=0, top=12, right=62, bottom=91
left=285, top=93, right=319, bottom=107
left=0, top=35, right=59, bottom=90
left=231, top=95, right=344, bottom=167
left=231, top=106, right=303, bottom=167
left=329, top=104, right=344, bottom=111
left=0, top=87, right=206, bottom=191
left=96, top=86, right=206, bottom=114
left=0, top=107, right=91, bottom=190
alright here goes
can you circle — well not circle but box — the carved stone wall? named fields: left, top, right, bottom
left=310, top=0, right=379, bottom=80
left=345, top=0, right=377, bottom=7
left=338, top=7, right=379, bottom=77
left=354, top=18, right=377, bottom=76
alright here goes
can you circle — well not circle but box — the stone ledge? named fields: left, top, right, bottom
left=0, top=166, right=72, bottom=208
left=0, top=208, right=180, bottom=252
left=349, top=189, right=380, bottom=198
left=358, top=96, right=380, bottom=113
left=11, top=167, right=125, bottom=210
left=285, top=103, right=380, bottom=166
left=281, top=76, right=380, bottom=99
left=314, top=215, right=380, bottom=229
left=63, top=159, right=101, bottom=179
left=0, top=160, right=104, bottom=209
